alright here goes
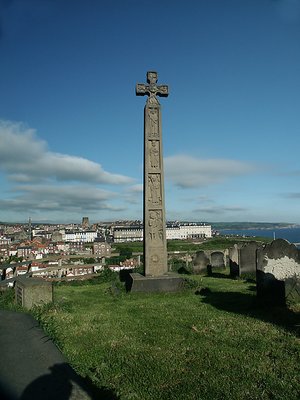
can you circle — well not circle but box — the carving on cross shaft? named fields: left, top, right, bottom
left=136, top=71, right=169, bottom=105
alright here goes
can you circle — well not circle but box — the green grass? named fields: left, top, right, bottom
left=0, top=288, right=16, bottom=309
left=196, top=236, right=272, bottom=249
left=113, top=242, right=143, bottom=253
left=113, top=237, right=271, bottom=255
left=167, top=237, right=271, bottom=252
left=26, top=271, right=300, bottom=400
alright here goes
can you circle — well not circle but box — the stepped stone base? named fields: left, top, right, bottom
left=129, top=272, right=184, bottom=293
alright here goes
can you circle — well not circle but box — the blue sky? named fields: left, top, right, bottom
left=0, top=0, right=299, bottom=224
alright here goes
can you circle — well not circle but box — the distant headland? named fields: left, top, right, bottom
left=208, top=222, right=300, bottom=230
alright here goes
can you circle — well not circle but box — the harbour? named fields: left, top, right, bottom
left=219, top=227, right=300, bottom=248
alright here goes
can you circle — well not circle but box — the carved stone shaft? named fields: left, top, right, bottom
left=136, top=71, right=168, bottom=276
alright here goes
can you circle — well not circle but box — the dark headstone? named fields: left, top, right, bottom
left=192, top=251, right=210, bottom=274
left=229, top=244, right=241, bottom=278
left=210, top=251, right=225, bottom=269
left=256, top=239, right=300, bottom=306
left=239, top=241, right=259, bottom=278
left=230, top=242, right=260, bottom=278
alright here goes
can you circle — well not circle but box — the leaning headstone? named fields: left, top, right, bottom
left=15, top=277, right=53, bottom=309
left=192, top=251, right=210, bottom=274
left=256, top=239, right=300, bottom=306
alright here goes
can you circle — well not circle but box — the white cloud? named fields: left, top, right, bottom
left=10, top=185, right=116, bottom=208
left=123, top=184, right=143, bottom=205
left=1, top=184, right=123, bottom=214
left=164, top=155, right=257, bottom=188
left=194, top=206, right=248, bottom=215
left=128, top=184, right=143, bottom=193
left=0, top=120, right=134, bottom=220
left=0, top=120, right=133, bottom=184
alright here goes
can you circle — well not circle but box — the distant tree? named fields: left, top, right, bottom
left=84, top=257, right=96, bottom=264
left=106, top=256, right=122, bottom=265
left=8, top=255, right=23, bottom=263
left=119, top=247, right=132, bottom=259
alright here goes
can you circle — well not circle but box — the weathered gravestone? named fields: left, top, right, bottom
left=229, top=243, right=242, bottom=278
left=15, top=277, right=53, bottom=309
left=256, top=239, right=300, bottom=306
left=230, top=242, right=260, bottom=278
left=240, top=241, right=260, bottom=278
left=211, top=251, right=225, bottom=269
left=206, top=251, right=226, bottom=275
left=129, top=71, right=183, bottom=292
left=193, top=251, right=210, bottom=274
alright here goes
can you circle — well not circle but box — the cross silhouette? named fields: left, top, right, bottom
left=136, top=71, right=168, bottom=104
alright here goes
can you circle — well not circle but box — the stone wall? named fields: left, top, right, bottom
left=192, top=250, right=227, bottom=274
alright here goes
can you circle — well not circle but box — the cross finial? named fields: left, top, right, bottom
left=147, top=71, right=158, bottom=85
left=136, top=71, right=168, bottom=105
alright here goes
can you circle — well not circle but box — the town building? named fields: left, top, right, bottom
left=82, top=217, right=90, bottom=229
left=17, top=246, right=33, bottom=259
left=93, top=241, right=112, bottom=257
left=113, top=226, right=143, bottom=243
left=63, top=230, right=98, bottom=243
left=166, top=222, right=212, bottom=240
left=0, top=237, right=11, bottom=245
left=112, top=223, right=212, bottom=243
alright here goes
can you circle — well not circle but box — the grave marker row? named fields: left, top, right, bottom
left=192, top=239, right=299, bottom=305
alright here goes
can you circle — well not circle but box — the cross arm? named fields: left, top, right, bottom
left=156, top=85, right=169, bottom=97
left=136, top=83, right=148, bottom=96
left=135, top=83, right=169, bottom=97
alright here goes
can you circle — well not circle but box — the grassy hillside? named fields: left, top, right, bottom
left=26, top=271, right=300, bottom=400
left=113, top=237, right=272, bottom=254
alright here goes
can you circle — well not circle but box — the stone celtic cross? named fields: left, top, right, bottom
left=136, top=71, right=168, bottom=105
left=136, top=71, right=168, bottom=276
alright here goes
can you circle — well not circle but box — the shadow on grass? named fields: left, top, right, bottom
left=177, top=266, right=192, bottom=275
left=207, top=266, right=229, bottom=278
left=200, top=290, right=300, bottom=336
left=207, top=271, right=230, bottom=279
left=119, top=269, right=134, bottom=292
left=0, top=363, right=119, bottom=400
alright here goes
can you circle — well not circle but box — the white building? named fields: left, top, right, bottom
left=113, top=226, right=143, bottom=243
left=63, top=230, right=98, bottom=243
left=0, top=237, right=11, bottom=245
left=167, top=224, right=212, bottom=240
left=113, top=224, right=212, bottom=243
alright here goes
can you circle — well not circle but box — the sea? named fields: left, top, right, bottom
left=219, top=227, right=300, bottom=248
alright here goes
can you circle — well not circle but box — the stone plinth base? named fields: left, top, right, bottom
left=15, top=277, right=53, bottom=309
left=129, top=272, right=184, bottom=293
